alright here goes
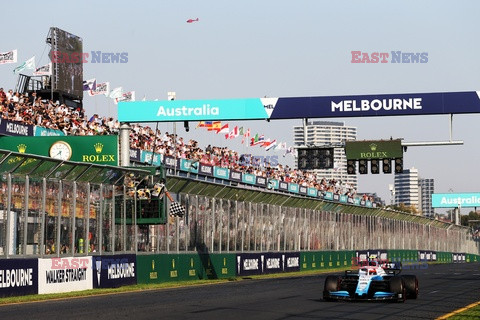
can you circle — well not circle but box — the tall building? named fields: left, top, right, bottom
left=293, top=121, right=357, bottom=188
left=393, top=167, right=419, bottom=211
left=419, top=178, right=435, bottom=216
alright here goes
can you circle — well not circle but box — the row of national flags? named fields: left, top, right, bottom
left=196, top=121, right=296, bottom=156
left=1, top=49, right=136, bottom=104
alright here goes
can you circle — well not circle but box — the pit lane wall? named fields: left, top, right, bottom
left=1, top=250, right=479, bottom=298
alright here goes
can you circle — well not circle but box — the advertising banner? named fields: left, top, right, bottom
left=140, top=150, right=162, bottom=165
left=345, top=139, right=403, bottom=160
left=198, top=164, right=214, bottom=176
left=288, top=183, right=299, bottom=193
left=324, top=192, right=334, bottom=201
left=432, top=193, right=480, bottom=208
left=283, top=252, right=301, bottom=272
left=333, top=194, right=340, bottom=201
left=33, top=126, right=65, bottom=137
left=299, top=186, right=307, bottom=195
left=129, top=148, right=141, bottom=162
left=92, top=254, right=137, bottom=288
left=262, top=252, right=284, bottom=274
left=119, top=98, right=270, bottom=122
left=38, top=257, right=93, bottom=294
left=0, top=258, right=38, bottom=297
left=213, top=167, right=229, bottom=179
left=0, top=119, right=34, bottom=136
left=355, top=250, right=388, bottom=263
left=278, top=181, right=289, bottom=192
left=119, top=91, right=480, bottom=123
left=229, top=170, right=243, bottom=182
left=340, top=195, right=348, bottom=203
left=0, top=136, right=118, bottom=165
left=242, top=173, right=256, bottom=185
left=307, top=188, right=317, bottom=197
left=255, top=176, right=267, bottom=187
left=267, top=179, right=279, bottom=190
left=180, top=159, right=199, bottom=173
left=163, top=156, right=180, bottom=169
left=236, top=253, right=262, bottom=276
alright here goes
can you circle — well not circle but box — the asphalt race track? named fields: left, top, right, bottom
left=1, top=263, right=479, bottom=320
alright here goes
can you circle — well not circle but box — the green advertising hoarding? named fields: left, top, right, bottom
left=345, top=139, right=403, bottom=160
left=0, top=136, right=118, bottom=165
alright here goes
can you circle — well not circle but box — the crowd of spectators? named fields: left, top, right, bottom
left=0, top=88, right=358, bottom=198
left=0, top=88, right=120, bottom=135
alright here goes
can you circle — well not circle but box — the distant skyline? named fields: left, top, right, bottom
left=1, top=0, right=479, bottom=211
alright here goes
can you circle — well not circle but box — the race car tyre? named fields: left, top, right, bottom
left=323, top=275, right=340, bottom=300
left=389, top=276, right=406, bottom=302
left=402, top=275, right=418, bottom=299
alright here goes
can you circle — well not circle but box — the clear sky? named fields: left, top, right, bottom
left=1, top=0, right=479, bottom=210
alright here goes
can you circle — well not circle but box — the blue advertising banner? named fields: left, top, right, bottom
left=163, top=156, right=180, bottom=169
left=180, top=159, right=199, bottom=173
left=324, top=192, right=334, bottom=201
left=119, top=91, right=480, bottom=123
left=34, top=126, right=65, bottom=136
left=340, top=195, right=348, bottom=203
left=255, top=176, right=267, bottom=187
left=299, top=186, right=308, bottom=195
left=288, top=183, right=299, bottom=193
left=283, top=252, right=301, bottom=272
left=93, top=254, right=137, bottom=288
left=279, top=181, right=289, bottom=192
left=307, top=188, right=318, bottom=197
left=242, top=173, right=256, bottom=185
left=198, top=164, right=214, bottom=176
left=354, top=198, right=361, bottom=205
left=229, top=170, right=243, bottom=182
left=0, top=119, right=34, bottom=136
left=0, top=258, right=38, bottom=297
left=130, top=148, right=141, bottom=162
left=263, top=252, right=284, bottom=274
left=213, top=167, right=229, bottom=179
left=236, top=253, right=263, bottom=276
left=432, top=193, right=480, bottom=208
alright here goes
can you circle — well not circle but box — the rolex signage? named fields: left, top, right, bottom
left=0, top=136, right=118, bottom=165
left=345, top=139, right=403, bottom=160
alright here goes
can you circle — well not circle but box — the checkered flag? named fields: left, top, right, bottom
left=165, top=190, right=186, bottom=217
left=169, top=201, right=186, bottom=217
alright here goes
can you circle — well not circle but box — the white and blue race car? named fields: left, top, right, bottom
left=323, top=259, right=418, bottom=302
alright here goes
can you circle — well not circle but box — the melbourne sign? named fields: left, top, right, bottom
left=432, top=193, right=480, bottom=208
left=345, top=139, right=403, bottom=160
left=118, top=91, right=480, bottom=122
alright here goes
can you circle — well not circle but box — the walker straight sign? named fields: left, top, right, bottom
left=118, top=91, right=480, bottom=122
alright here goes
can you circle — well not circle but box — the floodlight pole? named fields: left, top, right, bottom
left=303, top=118, right=308, bottom=146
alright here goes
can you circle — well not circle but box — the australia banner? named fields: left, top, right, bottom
left=0, top=49, right=17, bottom=64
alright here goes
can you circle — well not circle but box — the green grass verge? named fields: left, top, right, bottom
left=446, top=304, right=480, bottom=319
left=0, top=267, right=349, bottom=306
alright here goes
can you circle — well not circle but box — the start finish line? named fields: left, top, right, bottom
left=118, top=90, right=480, bottom=122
